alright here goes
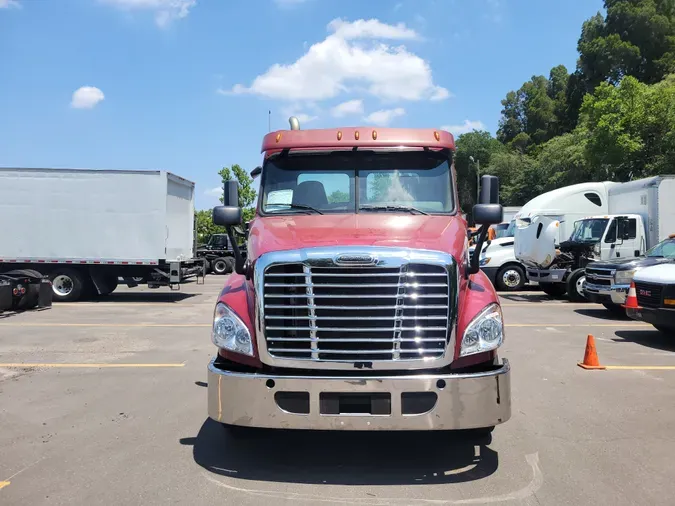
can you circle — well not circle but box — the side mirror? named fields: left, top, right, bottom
left=223, top=180, right=239, bottom=207
left=473, top=204, right=503, bottom=226
left=468, top=175, right=503, bottom=276
left=212, top=206, right=242, bottom=226
left=250, top=166, right=262, bottom=179
left=617, top=218, right=630, bottom=240
left=479, top=175, right=500, bottom=204
left=213, top=180, right=247, bottom=277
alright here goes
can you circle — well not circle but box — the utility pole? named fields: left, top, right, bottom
left=268, top=110, right=271, bottom=132
left=469, top=156, right=480, bottom=202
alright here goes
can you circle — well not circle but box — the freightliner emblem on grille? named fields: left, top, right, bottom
left=334, top=253, right=378, bottom=266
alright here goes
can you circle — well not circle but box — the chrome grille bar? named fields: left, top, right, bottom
left=257, top=246, right=456, bottom=370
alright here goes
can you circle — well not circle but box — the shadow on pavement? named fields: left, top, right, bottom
left=499, top=292, right=562, bottom=303
left=574, top=308, right=629, bottom=321
left=613, top=329, right=675, bottom=352
left=87, top=292, right=199, bottom=304
left=180, top=418, right=499, bottom=486
left=0, top=307, right=52, bottom=319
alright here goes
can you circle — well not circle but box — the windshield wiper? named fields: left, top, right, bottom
left=359, top=205, right=429, bottom=215
left=271, top=204, right=324, bottom=215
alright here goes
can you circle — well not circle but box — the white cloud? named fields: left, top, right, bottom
left=226, top=18, right=449, bottom=103
left=364, top=107, right=405, bottom=126
left=331, top=99, right=364, bottom=117
left=205, top=186, right=222, bottom=198
left=441, top=120, right=486, bottom=136
left=0, top=0, right=21, bottom=8
left=70, top=86, right=105, bottom=109
left=291, top=113, right=318, bottom=123
left=100, top=0, right=196, bottom=27
left=280, top=104, right=318, bottom=124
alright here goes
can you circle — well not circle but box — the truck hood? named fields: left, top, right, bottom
left=514, top=215, right=560, bottom=269
left=590, top=256, right=674, bottom=271
left=248, top=214, right=467, bottom=260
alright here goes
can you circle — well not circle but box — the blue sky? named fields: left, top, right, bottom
left=0, top=0, right=604, bottom=209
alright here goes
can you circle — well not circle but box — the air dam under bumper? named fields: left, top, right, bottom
left=207, top=358, right=511, bottom=431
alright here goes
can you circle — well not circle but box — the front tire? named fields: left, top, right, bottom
left=48, top=268, right=86, bottom=302
left=212, top=258, right=229, bottom=275
left=540, top=282, right=566, bottom=298
left=566, top=269, right=587, bottom=302
left=495, top=265, right=526, bottom=291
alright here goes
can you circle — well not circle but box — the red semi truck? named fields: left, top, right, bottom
left=206, top=118, right=511, bottom=435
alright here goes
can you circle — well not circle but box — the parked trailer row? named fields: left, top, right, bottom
left=0, top=168, right=205, bottom=302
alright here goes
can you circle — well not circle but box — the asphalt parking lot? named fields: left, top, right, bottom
left=2, top=277, right=675, bottom=505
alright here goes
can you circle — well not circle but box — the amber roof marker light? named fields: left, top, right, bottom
left=434, top=131, right=440, bottom=141
left=355, top=131, right=360, bottom=140
left=372, top=130, right=378, bottom=140
left=337, top=131, right=342, bottom=141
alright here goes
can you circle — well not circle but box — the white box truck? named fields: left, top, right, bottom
left=514, top=176, right=675, bottom=302
left=0, top=168, right=205, bottom=302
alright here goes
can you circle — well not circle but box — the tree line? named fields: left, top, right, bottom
left=455, top=0, right=675, bottom=212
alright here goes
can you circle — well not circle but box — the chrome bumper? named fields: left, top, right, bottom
left=584, top=281, right=629, bottom=305
left=207, top=358, right=511, bottom=431
left=525, top=268, right=567, bottom=283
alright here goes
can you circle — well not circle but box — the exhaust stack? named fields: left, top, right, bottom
left=289, top=116, right=301, bottom=130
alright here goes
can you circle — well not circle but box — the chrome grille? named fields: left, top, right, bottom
left=262, top=262, right=450, bottom=363
left=585, top=267, right=614, bottom=287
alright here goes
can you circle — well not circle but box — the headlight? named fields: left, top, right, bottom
left=460, top=303, right=504, bottom=357
left=479, top=257, right=491, bottom=266
left=211, top=302, right=254, bottom=356
left=615, top=269, right=638, bottom=285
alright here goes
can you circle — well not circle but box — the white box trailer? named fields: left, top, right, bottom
left=0, top=168, right=205, bottom=301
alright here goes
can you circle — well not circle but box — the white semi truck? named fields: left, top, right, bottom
left=514, top=176, right=675, bottom=301
left=0, top=168, right=205, bottom=302
left=471, top=220, right=530, bottom=291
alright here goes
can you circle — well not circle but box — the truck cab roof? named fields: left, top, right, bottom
left=261, top=125, right=455, bottom=156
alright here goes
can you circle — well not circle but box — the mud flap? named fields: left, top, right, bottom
left=38, top=278, right=53, bottom=308
left=0, top=279, right=12, bottom=311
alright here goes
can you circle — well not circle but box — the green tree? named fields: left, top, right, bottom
left=218, top=164, right=257, bottom=223
left=497, top=71, right=568, bottom=150
left=578, top=1, right=675, bottom=89
left=454, top=130, right=505, bottom=209
left=497, top=90, right=525, bottom=144
left=195, top=209, right=225, bottom=244
left=578, top=73, right=675, bottom=180
left=536, top=131, right=592, bottom=188
left=327, top=189, right=350, bottom=203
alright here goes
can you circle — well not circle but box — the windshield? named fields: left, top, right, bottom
left=569, top=218, right=609, bottom=243
left=646, top=238, right=675, bottom=258
left=260, top=150, right=454, bottom=215
left=494, top=221, right=515, bottom=239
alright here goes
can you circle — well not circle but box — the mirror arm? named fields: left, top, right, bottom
left=225, top=226, right=249, bottom=278
left=467, top=225, right=489, bottom=277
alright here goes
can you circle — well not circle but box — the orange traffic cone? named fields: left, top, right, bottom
left=622, top=281, right=640, bottom=309
left=577, top=334, right=606, bottom=370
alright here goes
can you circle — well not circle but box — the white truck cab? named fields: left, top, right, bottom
left=515, top=176, right=674, bottom=302
left=514, top=182, right=617, bottom=299
left=474, top=220, right=529, bottom=291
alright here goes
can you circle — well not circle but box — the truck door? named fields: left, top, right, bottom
left=606, top=217, right=641, bottom=259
